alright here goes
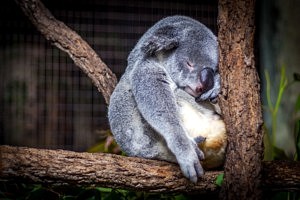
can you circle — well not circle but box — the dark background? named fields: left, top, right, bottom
left=0, top=0, right=218, bottom=151
left=1, top=0, right=299, bottom=157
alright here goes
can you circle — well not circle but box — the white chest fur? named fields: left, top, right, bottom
left=178, top=100, right=227, bottom=169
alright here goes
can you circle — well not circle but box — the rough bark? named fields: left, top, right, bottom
left=262, top=161, right=300, bottom=192
left=218, top=0, right=264, bottom=199
left=1, top=146, right=299, bottom=194
left=14, top=0, right=117, bottom=104
left=0, top=145, right=220, bottom=194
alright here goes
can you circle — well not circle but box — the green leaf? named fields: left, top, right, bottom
left=295, top=95, right=300, bottom=112
left=62, top=196, right=76, bottom=200
left=174, top=194, right=188, bottom=200
left=264, top=69, right=274, bottom=111
left=102, top=189, right=124, bottom=200
left=87, top=142, right=106, bottom=153
left=215, top=173, right=224, bottom=187
left=95, top=187, right=112, bottom=193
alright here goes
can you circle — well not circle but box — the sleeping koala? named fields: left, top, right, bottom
left=108, top=16, right=227, bottom=183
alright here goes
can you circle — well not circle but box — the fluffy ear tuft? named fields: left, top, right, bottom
left=141, top=25, right=179, bottom=56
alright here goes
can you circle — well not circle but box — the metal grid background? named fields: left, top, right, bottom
left=0, top=0, right=218, bottom=151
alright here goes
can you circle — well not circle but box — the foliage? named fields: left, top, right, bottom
left=264, top=67, right=288, bottom=160
left=0, top=182, right=194, bottom=200
left=264, top=67, right=300, bottom=160
left=263, top=67, right=300, bottom=200
left=215, top=173, right=224, bottom=187
left=87, top=130, right=121, bottom=155
left=294, top=95, right=300, bottom=161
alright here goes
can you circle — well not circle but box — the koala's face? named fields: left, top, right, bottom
left=164, top=37, right=219, bottom=102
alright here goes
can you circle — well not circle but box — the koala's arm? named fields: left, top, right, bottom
left=131, top=60, right=204, bottom=183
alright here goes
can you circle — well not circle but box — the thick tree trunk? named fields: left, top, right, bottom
left=1, top=146, right=299, bottom=194
left=14, top=0, right=117, bottom=104
left=218, top=0, right=264, bottom=199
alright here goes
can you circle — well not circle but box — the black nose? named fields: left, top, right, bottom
left=199, top=67, right=214, bottom=93
left=195, top=85, right=204, bottom=94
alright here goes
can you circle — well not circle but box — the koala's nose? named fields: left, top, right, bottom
left=199, top=67, right=214, bottom=93
left=196, top=85, right=204, bottom=94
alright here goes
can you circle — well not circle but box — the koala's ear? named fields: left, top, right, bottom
left=141, top=25, right=179, bottom=56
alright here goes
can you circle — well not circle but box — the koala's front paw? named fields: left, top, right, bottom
left=177, top=143, right=205, bottom=183
left=196, top=87, right=220, bottom=103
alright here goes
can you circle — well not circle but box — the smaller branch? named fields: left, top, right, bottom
left=14, top=0, right=117, bottom=104
left=1, top=146, right=300, bottom=194
left=262, top=161, right=300, bottom=191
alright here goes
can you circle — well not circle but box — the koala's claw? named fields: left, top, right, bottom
left=194, top=136, right=206, bottom=143
left=179, top=158, right=204, bottom=183
left=195, top=147, right=205, bottom=161
left=194, top=160, right=204, bottom=179
left=189, top=163, right=204, bottom=183
left=209, top=96, right=218, bottom=103
left=192, top=138, right=205, bottom=160
left=196, top=89, right=219, bottom=102
left=177, top=140, right=205, bottom=183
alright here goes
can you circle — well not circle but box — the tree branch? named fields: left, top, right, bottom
left=0, top=145, right=220, bottom=194
left=1, top=146, right=300, bottom=194
left=14, top=0, right=117, bottom=104
left=262, top=161, right=300, bottom=192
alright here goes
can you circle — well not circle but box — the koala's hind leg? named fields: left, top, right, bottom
left=108, top=80, right=176, bottom=163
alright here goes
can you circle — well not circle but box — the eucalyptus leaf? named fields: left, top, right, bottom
left=215, top=173, right=224, bottom=187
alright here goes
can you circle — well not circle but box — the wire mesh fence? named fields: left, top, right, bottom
left=0, top=0, right=218, bottom=151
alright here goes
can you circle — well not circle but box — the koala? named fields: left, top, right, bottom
left=108, top=16, right=227, bottom=183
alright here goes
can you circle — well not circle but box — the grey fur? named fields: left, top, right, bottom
left=108, top=16, right=220, bottom=183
